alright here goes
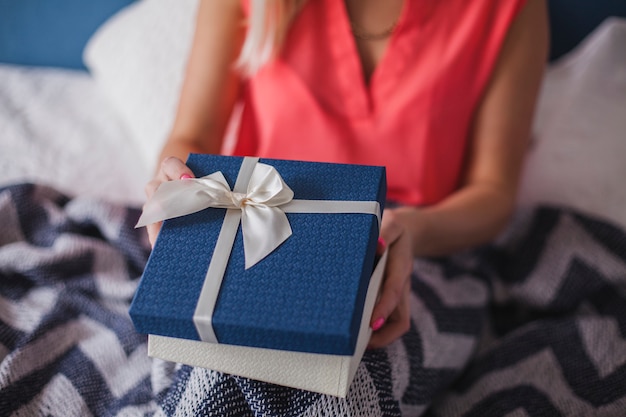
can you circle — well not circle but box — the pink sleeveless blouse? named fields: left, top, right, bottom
left=233, top=0, right=527, bottom=206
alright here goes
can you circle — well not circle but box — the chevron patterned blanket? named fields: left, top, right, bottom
left=1, top=183, right=625, bottom=416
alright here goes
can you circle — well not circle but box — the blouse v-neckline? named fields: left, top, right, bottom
left=325, top=0, right=424, bottom=118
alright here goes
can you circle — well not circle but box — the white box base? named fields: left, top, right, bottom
left=148, top=250, right=387, bottom=397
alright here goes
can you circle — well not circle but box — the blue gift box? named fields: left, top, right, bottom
left=130, top=154, right=386, bottom=355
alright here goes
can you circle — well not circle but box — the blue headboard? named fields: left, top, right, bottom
left=0, top=0, right=135, bottom=70
left=0, top=0, right=625, bottom=70
left=548, top=0, right=626, bottom=61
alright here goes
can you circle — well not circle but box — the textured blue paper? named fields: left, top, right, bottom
left=130, top=155, right=386, bottom=355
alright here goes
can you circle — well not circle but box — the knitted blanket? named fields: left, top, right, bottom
left=1, top=183, right=624, bottom=416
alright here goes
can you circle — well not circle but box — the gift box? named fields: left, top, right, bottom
left=129, top=154, right=386, bottom=395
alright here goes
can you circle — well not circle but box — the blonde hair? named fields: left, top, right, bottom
left=236, top=0, right=304, bottom=76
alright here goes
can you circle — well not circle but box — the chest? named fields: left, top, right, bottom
left=344, top=0, right=404, bottom=83
left=276, top=0, right=493, bottom=121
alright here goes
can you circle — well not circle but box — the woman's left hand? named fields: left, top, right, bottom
left=368, top=208, right=414, bottom=349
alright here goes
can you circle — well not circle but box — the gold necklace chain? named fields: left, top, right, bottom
left=346, top=0, right=399, bottom=42
left=350, top=20, right=397, bottom=41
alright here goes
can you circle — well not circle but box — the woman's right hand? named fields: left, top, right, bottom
left=144, top=156, right=196, bottom=247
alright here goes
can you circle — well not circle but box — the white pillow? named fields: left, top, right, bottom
left=517, top=17, right=626, bottom=228
left=84, top=0, right=199, bottom=173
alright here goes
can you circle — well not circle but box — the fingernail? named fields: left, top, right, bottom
left=377, top=237, right=386, bottom=250
left=180, top=174, right=192, bottom=180
left=372, top=317, right=385, bottom=331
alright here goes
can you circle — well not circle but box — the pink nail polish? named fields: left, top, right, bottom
left=372, top=317, right=385, bottom=331
left=180, top=174, right=192, bottom=180
left=377, top=237, right=386, bottom=250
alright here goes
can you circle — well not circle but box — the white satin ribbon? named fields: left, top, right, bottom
left=137, top=159, right=295, bottom=268
left=137, top=156, right=381, bottom=343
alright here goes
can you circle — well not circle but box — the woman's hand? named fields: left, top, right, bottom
left=143, top=156, right=195, bottom=247
left=368, top=208, right=415, bottom=349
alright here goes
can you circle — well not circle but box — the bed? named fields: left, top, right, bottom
left=1, top=1, right=625, bottom=416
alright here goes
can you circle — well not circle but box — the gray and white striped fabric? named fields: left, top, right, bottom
left=1, top=183, right=624, bottom=416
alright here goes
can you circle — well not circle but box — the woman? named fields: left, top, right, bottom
left=145, top=0, right=548, bottom=350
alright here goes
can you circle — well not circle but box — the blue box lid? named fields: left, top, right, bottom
left=130, top=154, right=386, bottom=355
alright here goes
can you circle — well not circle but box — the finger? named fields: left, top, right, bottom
left=370, top=216, right=404, bottom=326
left=158, top=156, right=194, bottom=182
left=146, top=221, right=163, bottom=248
left=144, top=179, right=161, bottom=199
left=370, top=233, right=412, bottom=327
left=376, top=237, right=387, bottom=255
left=368, top=286, right=411, bottom=349
left=368, top=317, right=408, bottom=349
left=370, top=273, right=404, bottom=328
left=147, top=156, right=195, bottom=198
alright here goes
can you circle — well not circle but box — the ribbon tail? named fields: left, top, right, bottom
left=135, top=176, right=230, bottom=227
left=241, top=205, right=292, bottom=269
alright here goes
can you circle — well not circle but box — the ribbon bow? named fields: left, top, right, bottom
left=136, top=162, right=295, bottom=269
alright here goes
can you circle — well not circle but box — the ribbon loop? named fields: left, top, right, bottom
left=137, top=161, right=295, bottom=269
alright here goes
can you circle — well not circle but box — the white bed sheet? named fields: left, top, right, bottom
left=0, top=64, right=149, bottom=206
